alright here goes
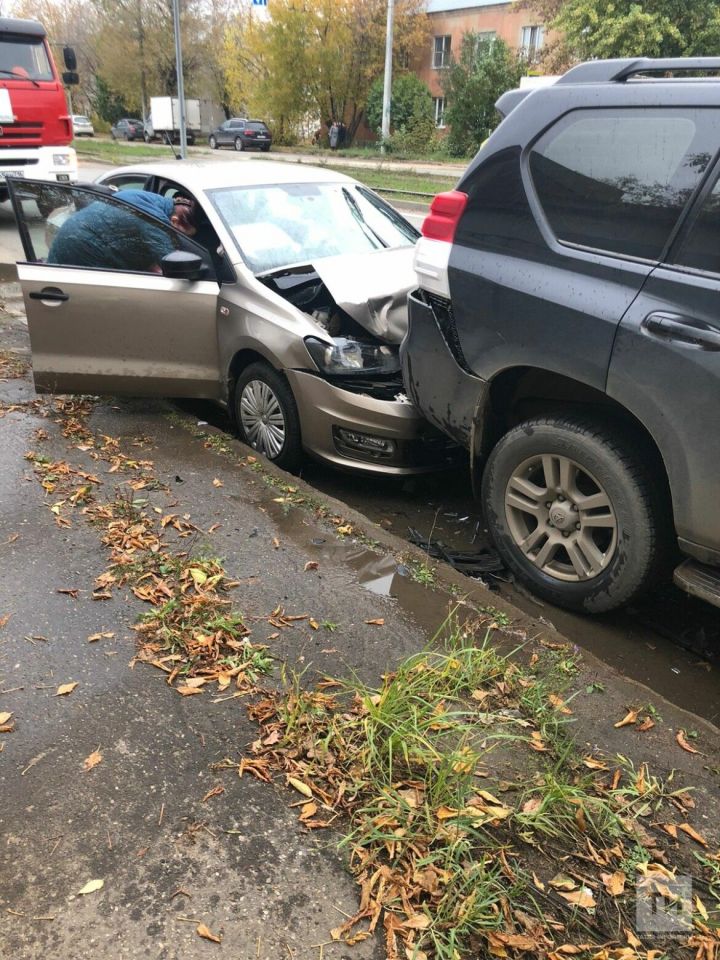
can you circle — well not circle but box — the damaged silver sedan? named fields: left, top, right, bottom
left=9, top=160, right=453, bottom=474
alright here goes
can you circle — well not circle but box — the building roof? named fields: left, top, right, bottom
left=427, top=0, right=510, bottom=12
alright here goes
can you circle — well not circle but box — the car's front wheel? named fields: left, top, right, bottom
left=234, top=137, right=244, bottom=152
left=481, top=415, right=667, bottom=613
left=234, top=362, right=302, bottom=472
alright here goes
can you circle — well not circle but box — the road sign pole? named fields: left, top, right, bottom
left=380, top=0, right=394, bottom=155
left=172, top=0, right=188, bottom=159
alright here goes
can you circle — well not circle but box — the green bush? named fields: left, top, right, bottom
left=441, top=35, right=525, bottom=158
left=366, top=73, right=434, bottom=137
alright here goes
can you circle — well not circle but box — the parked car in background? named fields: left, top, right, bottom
left=110, top=118, right=145, bottom=141
left=9, top=161, right=453, bottom=476
left=208, top=119, right=272, bottom=152
left=71, top=115, right=94, bottom=137
left=402, top=56, right=720, bottom=614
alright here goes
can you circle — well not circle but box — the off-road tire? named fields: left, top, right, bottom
left=482, top=415, right=669, bottom=613
left=233, top=362, right=302, bottom=473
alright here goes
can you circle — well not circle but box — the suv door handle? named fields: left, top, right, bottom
left=29, top=288, right=69, bottom=302
left=642, top=312, right=720, bottom=351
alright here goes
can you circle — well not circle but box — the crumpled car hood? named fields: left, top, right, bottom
left=310, top=246, right=417, bottom=344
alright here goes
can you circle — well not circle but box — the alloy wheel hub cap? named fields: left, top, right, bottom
left=504, top=454, right=618, bottom=583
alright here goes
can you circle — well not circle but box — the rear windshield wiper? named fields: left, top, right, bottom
left=342, top=187, right=387, bottom=249
left=0, top=69, right=40, bottom=87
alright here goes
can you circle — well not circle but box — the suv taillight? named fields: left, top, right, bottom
left=421, top=190, right=468, bottom=243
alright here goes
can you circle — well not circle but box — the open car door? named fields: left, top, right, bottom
left=8, top=178, right=222, bottom=399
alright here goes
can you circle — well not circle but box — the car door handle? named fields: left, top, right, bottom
left=642, top=312, right=720, bottom=351
left=29, top=288, right=69, bottom=302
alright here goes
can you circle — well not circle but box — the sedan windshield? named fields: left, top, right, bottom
left=207, top=181, right=419, bottom=274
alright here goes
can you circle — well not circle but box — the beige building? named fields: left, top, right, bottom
left=416, top=0, right=546, bottom=128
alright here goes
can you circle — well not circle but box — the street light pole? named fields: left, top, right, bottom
left=172, top=0, right=187, bottom=159
left=380, top=0, right=394, bottom=155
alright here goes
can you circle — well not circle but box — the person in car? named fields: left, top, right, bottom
left=48, top=189, right=198, bottom=273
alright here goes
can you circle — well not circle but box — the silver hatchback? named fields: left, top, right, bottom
left=9, top=160, right=451, bottom=474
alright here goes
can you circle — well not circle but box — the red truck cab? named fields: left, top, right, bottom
left=0, top=17, right=77, bottom=203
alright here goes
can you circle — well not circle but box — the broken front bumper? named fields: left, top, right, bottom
left=286, top=369, right=455, bottom=475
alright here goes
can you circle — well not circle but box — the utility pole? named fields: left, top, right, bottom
left=380, top=0, right=394, bottom=155
left=172, top=0, right=187, bottom=159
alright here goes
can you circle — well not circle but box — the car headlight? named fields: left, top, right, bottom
left=305, top=336, right=400, bottom=376
left=53, top=154, right=71, bottom=166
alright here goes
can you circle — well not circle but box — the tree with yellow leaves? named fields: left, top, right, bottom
left=221, top=0, right=428, bottom=144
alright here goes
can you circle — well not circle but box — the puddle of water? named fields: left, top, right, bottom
left=261, top=498, right=460, bottom=639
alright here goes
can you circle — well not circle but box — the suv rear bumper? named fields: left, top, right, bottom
left=401, top=289, right=484, bottom=449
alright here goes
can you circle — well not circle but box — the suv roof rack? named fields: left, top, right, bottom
left=558, top=57, right=720, bottom=85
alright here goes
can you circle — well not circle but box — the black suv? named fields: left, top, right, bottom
left=208, top=118, right=272, bottom=152
left=402, top=57, right=720, bottom=614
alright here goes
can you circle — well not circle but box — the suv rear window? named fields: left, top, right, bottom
left=529, top=109, right=716, bottom=261
left=247, top=122, right=268, bottom=132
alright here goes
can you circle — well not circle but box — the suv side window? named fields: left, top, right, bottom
left=672, top=176, right=720, bottom=275
left=529, top=109, right=717, bottom=261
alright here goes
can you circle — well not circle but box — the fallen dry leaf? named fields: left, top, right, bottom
left=678, top=822, right=708, bottom=847
left=614, top=709, right=639, bottom=728
left=364, top=618, right=385, bottom=626
left=548, top=694, right=572, bottom=715
left=272, top=537, right=280, bottom=549
left=558, top=887, right=596, bottom=910
left=87, top=631, right=114, bottom=643
left=212, top=478, right=223, bottom=488
left=601, top=870, right=626, bottom=896
left=196, top=923, right=222, bottom=944
left=77, top=879, right=104, bottom=896
left=288, top=776, right=313, bottom=798
left=529, top=730, right=548, bottom=752
left=176, top=685, right=203, bottom=696
left=676, top=730, right=699, bottom=754
left=0, top=712, right=12, bottom=725
left=83, top=749, right=103, bottom=772
left=637, top=716, right=655, bottom=732
left=55, top=682, right=78, bottom=697
left=201, top=784, right=225, bottom=803
left=304, top=561, right=319, bottom=572
left=549, top=873, right=577, bottom=891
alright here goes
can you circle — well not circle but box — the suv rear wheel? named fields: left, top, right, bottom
left=234, top=137, right=244, bottom=151
left=482, top=415, right=666, bottom=613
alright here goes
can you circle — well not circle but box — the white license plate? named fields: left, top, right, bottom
left=0, top=170, right=24, bottom=181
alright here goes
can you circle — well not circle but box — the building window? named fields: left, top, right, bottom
left=433, top=97, right=446, bottom=129
left=433, top=35, right=451, bottom=69
left=520, top=25, right=544, bottom=61
left=397, top=49, right=410, bottom=69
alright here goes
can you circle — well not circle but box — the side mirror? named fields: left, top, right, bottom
left=161, top=250, right=204, bottom=281
left=62, top=71, right=79, bottom=86
left=63, top=46, right=77, bottom=71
